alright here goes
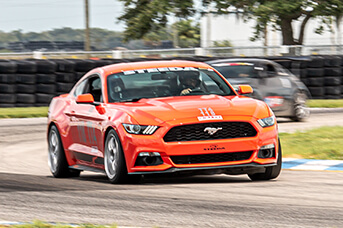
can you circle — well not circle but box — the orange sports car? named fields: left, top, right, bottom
left=47, top=60, right=281, bottom=184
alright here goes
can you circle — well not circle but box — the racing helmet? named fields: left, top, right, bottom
left=178, top=70, right=201, bottom=88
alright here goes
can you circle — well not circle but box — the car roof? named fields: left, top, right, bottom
left=99, top=60, right=213, bottom=75
left=206, top=58, right=274, bottom=65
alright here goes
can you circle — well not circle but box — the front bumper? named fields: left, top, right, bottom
left=117, top=116, right=279, bottom=174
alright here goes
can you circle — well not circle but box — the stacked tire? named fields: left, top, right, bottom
left=54, top=59, right=76, bottom=96
left=304, top=56, right=326, bottom=99
left=0, top=60, right=17, bottom=107
left=14, top=60, right=37, bottom=107
left=323, top=56, right=342, bottom=99
left=33, top=60, right=58, bottom=106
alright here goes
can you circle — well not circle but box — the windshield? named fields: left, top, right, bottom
left=107, top=67, right=235, bottom=102
left=212, top=63, right=259, bottom=78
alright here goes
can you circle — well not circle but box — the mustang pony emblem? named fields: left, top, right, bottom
left=204, top=127, right=223, bottom=135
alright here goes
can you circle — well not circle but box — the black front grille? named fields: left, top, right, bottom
left=170, top=151, right=253, bottom=164
left=163, top=122, right=257, bottom=142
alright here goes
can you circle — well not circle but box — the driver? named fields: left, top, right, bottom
left=178, top=71, right=202, bottom=95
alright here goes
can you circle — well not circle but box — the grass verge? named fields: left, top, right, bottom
left=279, top=126, right=343, bottom=160
left=0, top=107, right=48, bottom=118
left=307, top=99, right=343, bottom=108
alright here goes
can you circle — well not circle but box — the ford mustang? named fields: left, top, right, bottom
left=47, top=60, right=281, bottom=184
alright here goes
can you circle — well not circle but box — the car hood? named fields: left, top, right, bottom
left=109, top=95, right=269, bottom=125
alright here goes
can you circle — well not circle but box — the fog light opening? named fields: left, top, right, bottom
left=142, top=156, right=157, bottom=166
left=135, top=152, right=163, bottom=166
left=258, top=144, right=275, bottom=159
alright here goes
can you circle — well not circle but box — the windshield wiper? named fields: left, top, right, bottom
left=120, top=97, right=149, bottom=102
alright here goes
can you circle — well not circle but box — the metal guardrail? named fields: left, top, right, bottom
left=1, top=45, right=343, bottom=59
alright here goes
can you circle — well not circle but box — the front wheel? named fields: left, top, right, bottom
left=48, top=125, right=80, bottom=178
left=248, top=140, right=282, bottom=181
left=104, top=129, right=141, bottom=184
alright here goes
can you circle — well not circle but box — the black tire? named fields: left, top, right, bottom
left=0, top=74, right=16, bottom=83
left=14, top=60, right=37, bottom=73
left=56, top=82, right=74, bottom=93
left=292, top=68, right=308, bottom=78
left=69, top=59, right=96, bottom=72
left=32, top=60, right=57, bottom=73
left=104, top=129, right=141, bottom=184
left=75, top=72, right=86, bottom=81
left=307, top=56, right=324, bottom=68
left=248, top=139, right=282, bottom=181
left=324, top=95, right=341, bottom=99
left=16, top=93, right=35, bottom=104
left=306, top=77, right=324, bottom=87
left=0, top=84, right=16, bottom=93
left=36, top=74, right=56, bottom=84
left=291, top=60, right=308, bottom=69
left=324, top=56, right=341, bottom=67
left=324, top=67, right=341, bottom=76
left=0, top=104, right=16, bottom=107
left=56, top=72, right=76, bottom=83
left=51, top=59, right=75, bottom=72
left=0, top=94, right=16, bottom=103
left=0, top=60, right=17, bottom=73
left=36, top=84, right=56, bottom=94
left=324, top=77, right=341, bottom=86
left=36, top=93, right=55, bottom=104
left=16, top=74, right=36, bottom=84
left=308, top=87, right=325, bottom=97
left=16, top=84, right=36, bottom=93
left=48, top=125, right=81, bottom=178
left=325, top=86, right=341, bottom=95
left=306, top=68, right=324, bottom=77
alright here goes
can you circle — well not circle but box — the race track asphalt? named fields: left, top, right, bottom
left=0, top=111, right=343, bottom=227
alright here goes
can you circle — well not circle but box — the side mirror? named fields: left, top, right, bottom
left=76, top=93, right=94, bottom=104
left=237, top=85, right=253, bottom=95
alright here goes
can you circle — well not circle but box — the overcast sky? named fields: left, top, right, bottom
left=0, top=0, right=125, bottom=33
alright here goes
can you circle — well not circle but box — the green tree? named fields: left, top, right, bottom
left=118, top=0, right=195, bottom=42
left=173, top=20, right=200, bottom=48
left=118, top=0, right=343, bottom=45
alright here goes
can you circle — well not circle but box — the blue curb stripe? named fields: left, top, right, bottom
left=282, top=159, right=309, bottom=169
left=325, top=163, right=343, bottom=171
left=282, top=158, right=343, bottom=171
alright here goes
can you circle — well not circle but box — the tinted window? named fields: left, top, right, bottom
left=211, top=63, right=259, bottom=78
left=107, top=68, right=234, bottom=102
left=73, top=80, right=87, bottom=97
left=74, top=75, right=103, bottom=102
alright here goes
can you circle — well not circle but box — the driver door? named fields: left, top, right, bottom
left=66, top=75, right=106, bottom=168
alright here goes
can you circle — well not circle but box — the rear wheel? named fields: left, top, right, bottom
left=104, top=129, right=141, bottom=184
left=48, top=125, right=80, bottom=178
left=248, top=140, right=282, bottom=181
left=290, top=92, right=310, bottom=122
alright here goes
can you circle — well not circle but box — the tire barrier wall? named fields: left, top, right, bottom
left=0, top=56, right=342, bottom=107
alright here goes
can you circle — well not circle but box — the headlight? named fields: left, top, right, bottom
left=122, top=124, right=159, bottom=135
left=257, top=116, right=275, bottom=128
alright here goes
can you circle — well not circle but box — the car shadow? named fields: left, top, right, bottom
left=0, top=171, right=252, bottom=192
left=276, top=117, right=294, bottom=123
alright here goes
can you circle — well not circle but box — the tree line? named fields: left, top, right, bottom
left=0, top=21, right=201, bottom=52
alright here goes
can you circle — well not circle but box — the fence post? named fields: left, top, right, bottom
left=112, top=50, right=123, bottom=59
left=195, top=48, right=205, bottom=56
left=33, top=51, right=43, bottom=59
